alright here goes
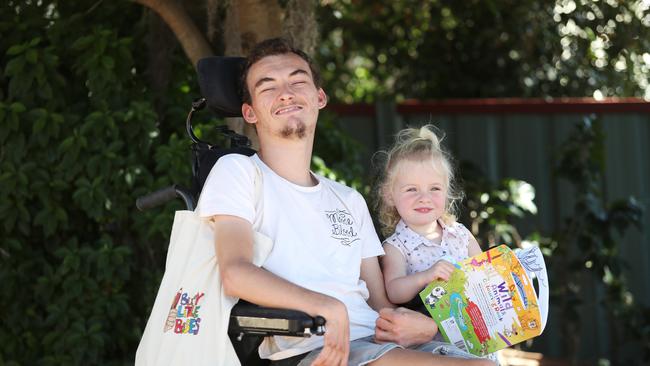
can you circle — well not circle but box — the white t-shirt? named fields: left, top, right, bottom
left=197, top=154, right=384, bottom=360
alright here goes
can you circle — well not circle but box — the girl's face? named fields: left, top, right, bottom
left=386, top=158, right=448, bottom=235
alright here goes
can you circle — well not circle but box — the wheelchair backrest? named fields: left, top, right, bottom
left=197, top=56, right=246, bottom=118
left=191, top=56, right=255, bottom=199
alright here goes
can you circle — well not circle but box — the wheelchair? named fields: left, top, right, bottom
left=136, top=56, right=325, bottom=366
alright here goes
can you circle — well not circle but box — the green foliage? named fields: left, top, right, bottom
left=551, top=117, right=648, bottom=363
left=455, top=119, right=648, bottom=362
left=317, top=0, right=650, bottom=102
left=312, top=111, right=369, bottom=193
left=0, top=2, right=192, bottom=364
left=0, top=3, right=370, bottom=364
left=459, top=119, right=649, bottom=362
left=460, top=161, right=539, bottom=249
left=3, top=1, right=647, bottom=365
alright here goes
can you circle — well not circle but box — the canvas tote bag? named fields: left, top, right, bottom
left=136, top=164, right=271, bottom=365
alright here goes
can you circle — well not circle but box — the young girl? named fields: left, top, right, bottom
left=377, top=124, right=483, bottom=307
left=376, top=123, right=499, bottom=363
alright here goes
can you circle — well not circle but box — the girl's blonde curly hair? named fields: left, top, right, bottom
left=374, top=124, right=463, bottom=237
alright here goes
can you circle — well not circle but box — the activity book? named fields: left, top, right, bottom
left=419, top=245, right=549, bottom=356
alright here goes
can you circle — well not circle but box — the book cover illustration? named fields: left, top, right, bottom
left=419, top=245, right=549, bottom=356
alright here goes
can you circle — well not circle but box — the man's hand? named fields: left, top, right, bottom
left=212, top=215, right=350, bottom=365
left=425, top=259, right=455, bottom=282
left=311, top=298, right=350, bottom=366
left=374, top=307, right=438, bottom=348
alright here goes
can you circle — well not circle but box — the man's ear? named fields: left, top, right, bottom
left=317, top=88, right=328, bottom=110
left=242, top=103, right=257, bottom=124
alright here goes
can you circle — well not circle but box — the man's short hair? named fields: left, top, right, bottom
left=240, top=38, right=322, bottom=104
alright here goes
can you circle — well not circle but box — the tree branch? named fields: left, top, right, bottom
left=133, top=0, right=213, bottom=67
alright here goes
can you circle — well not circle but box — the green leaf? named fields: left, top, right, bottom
left=59, top=136, right=74, bottom=151
left=5, top=238, right=22, bottom=251
left=4, top=57, right=25, bottom=77
left=37, top=83, right=53, bottom=100
left=33, top=210, right=50, bottom=230
left=9, top=102, right=26, bottom=113
left=33, top=116, right=47, bottom=134
left=101, top=56, right=114, bottom=69
left=27, top=37, right=41, bottom=47
left=6, top=44, right=26, bottom=56
left=25, top=49, right=38, bottom=64
left=70, top=35, right=94, bottom=51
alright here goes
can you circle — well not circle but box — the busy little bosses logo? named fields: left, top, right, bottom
left=325, top=209, right=360, bottom=246
left=164, top=288, right=204, bottom=335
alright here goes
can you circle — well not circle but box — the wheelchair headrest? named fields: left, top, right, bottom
left=196, top=56, right=246, bottom=117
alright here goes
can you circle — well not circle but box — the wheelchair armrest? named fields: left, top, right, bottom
left=229, top=300, right=326, bottom=339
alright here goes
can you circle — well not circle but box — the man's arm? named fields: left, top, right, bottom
left=360, top=256, right=439, bottom=347
left=212, top=214, right=349, bottom=366
left=360, top=256, right=394, bottom=311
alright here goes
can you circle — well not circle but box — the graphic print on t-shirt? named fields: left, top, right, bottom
left=325, top=208, right=360, bottom=246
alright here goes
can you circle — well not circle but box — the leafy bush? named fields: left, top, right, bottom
left=0, top=2, right=191, bottom=364
left=551, top=118, right=647, bottom=363
left=0, top=4, right=370, bottom=364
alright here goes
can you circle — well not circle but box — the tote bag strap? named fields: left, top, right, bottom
left=251, top=160, right=264, bottom=232
left=250, top=159, right=273, bottom=266
left=325, top=179, right=353, bottom=217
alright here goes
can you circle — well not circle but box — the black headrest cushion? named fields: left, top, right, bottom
left=196, top=57, right=246, bottom=117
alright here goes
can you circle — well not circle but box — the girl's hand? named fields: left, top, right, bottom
left=426, top=259, right=455, bottom=282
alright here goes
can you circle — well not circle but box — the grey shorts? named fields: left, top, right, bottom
left=294, top=336, right=483, bottom=366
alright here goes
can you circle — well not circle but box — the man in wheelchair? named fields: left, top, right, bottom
left=198, top=38, right=493, bottom=366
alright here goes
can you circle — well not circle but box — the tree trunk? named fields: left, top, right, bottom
left=218, top=0, right=285, bottom=148
left=145, top=10, right=177, bottom=134
left=234, top=0, right=284, bottom=54
left=133, top=0, right=213, bottom=67
left=135, top=0, right=319, bottom=147
left=283, top=0, right=318, bottom=55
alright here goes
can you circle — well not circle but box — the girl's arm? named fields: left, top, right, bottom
left=381, top=244, right=440, bottom=304
left=360, top=255, right=440, bottom=347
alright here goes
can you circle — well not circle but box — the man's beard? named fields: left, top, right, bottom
left=280, top=122, right=307, bottom=139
